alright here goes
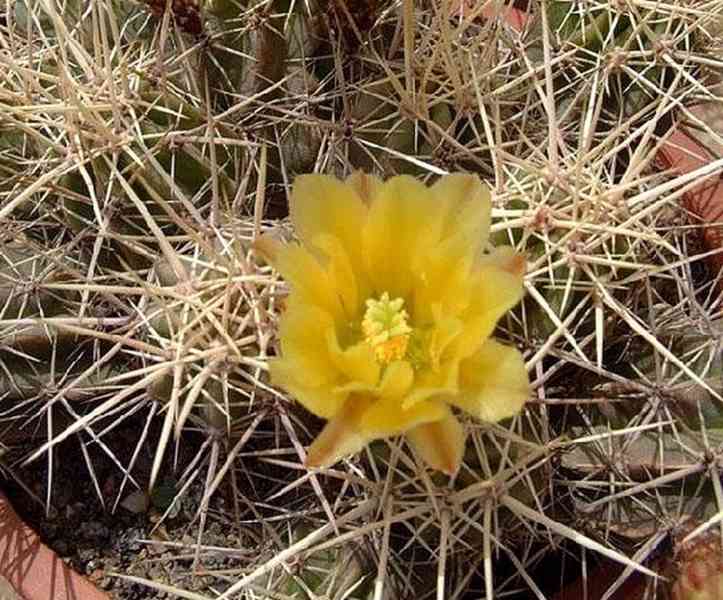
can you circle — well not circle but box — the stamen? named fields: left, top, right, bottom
left=362, top=292, right=412, bottom=363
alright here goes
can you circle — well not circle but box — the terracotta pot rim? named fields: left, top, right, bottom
left=0, top=490, right=111, bottom=600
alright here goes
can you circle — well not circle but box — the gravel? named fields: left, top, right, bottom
left=3, top=420, right=241, bottom=599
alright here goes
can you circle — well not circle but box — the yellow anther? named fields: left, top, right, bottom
left=362, top=292, right=412, bottom=363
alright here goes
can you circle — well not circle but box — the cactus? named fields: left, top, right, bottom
left=543, top=1, right=698, bottom=119
left=1, top=0, right=723, bottom=598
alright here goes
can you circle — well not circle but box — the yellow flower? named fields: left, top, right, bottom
left=258, top=172, right=529, bottom=475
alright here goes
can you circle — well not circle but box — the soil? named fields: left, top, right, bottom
left=2, top=416, right=241, bottom=599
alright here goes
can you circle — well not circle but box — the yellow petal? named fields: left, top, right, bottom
left=430, top=173, right=492, bottom=249
left=402, top=360, right=459, bottom=409
left=275, top=305, right=337, bottom=388
left=269, top=360, right=345, bottom=419
left=412, top=244, right=475, bottom=322
left=452, top=247, right=526, bottom=358
left=427, top=310, right=463, bottom=370
left=377, top=360, right=414, bottom=399
left=273, top=244, right=344, bottom=320
left=407, top=409, right=466, bottom=475
left=412, top=174, right=491, bottom=321
left=332, top=380, right=378, bottom=396
left=450, top=338, right=529, bottom=422
left=291, top=174, right=367, bottom=272
left=403, top=311, right=462, bottom=409
left=363, top=175, right=445, bottom=298
left=345, top=171, right=383, bottom=206
left=326, top=332, right=380, bottom=388
left=305, top=393, right=375, bottom=468
left=360, top=394, right=446, bottom=438
left=313, top=233, right=364, bottom=320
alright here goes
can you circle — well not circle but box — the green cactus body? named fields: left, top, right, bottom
left=494, top=165, right=632, bottom=341
left=541, top=1, right=697, bottom=139
left=273, top=524, right=373, bottom=599
left=0, top=239, right=75, bottom=319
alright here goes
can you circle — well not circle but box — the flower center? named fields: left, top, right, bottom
left=361, top=292, right=412, bottom=364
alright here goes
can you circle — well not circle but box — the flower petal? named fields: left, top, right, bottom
left=412, top=174, right=492, bottom=321
left=450, top=338, right=529, bottom=423
left=291, top=174, right=367, bottom=272
left=360, top=394, right=446, bottom=438
left=269, top=360, right=345, bottom=419
left=327, top=333, right=380, bottom=388
left=451, top=247, right=526, bottom=358
left=305, top=393, right=375, bottom=468
left=431, top=173, right=492, bottom=249
left=313, top=233, right=366, bottom=320
left=345, top=171, right=383, bottom=206
left=402, top=360, right=459, bottom=409
left=407, top=409, right=466, bottom=475
left=377, top=360, right=414, bottom=399
left=412, top=248, right=475, bottom=322
left=427, top=310, right=464, bottom=370
left=273, top=244, right=344, bottom=320
left=403, top=312, right=462, bottom=409
left=274, top=305, right=338, bottom=388
left=363, top=175, right=446, bottom=299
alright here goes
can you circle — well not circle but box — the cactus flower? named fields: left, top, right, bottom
left=258, top=172, right=529, bottom=474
